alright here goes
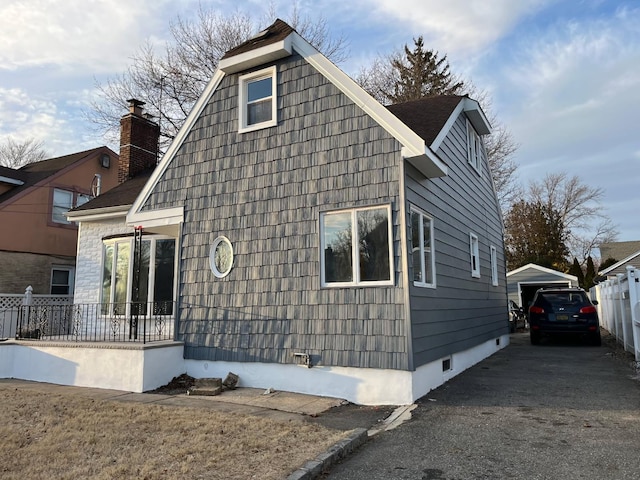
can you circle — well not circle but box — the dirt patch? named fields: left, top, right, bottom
left=148, top=373, right=196, bottom=395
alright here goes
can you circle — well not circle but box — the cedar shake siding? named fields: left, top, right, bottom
left=406, top=113, right=506, bottom=368
left=142, top=53, right=409, bottom=370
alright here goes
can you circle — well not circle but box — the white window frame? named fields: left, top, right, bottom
left=101, top=236, right=178, bottom=316
left=209, top=236, right=234, bottom=278
left=50, top=266, right=74, bottom=295
left=466, top=119, right=483, bottom=175
left=410, top=206, right=436, bottom=288
left=238, top=66, right=277, bottom=133
left=470, top=232, right=480, bottom=278
left=320, top=205, right=394, bottom=288
left=490, top=245, right=499, bottom=286
left=52, top=188, right=74, bottom=224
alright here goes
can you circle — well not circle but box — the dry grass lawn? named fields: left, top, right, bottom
left=0, top=385, right=348, bottom=479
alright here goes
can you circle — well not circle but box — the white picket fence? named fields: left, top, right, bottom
left=591, top=266, right=640, bottom=361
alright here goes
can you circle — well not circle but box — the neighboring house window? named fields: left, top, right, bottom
left=320, top=205, right=393, bottom=287
left=52, top=188, right=92, bottom=224
left=239, top=66, right=277, bottom=132
left=52, top=188, right=74, bottom=224
left=466, top=119, right=483, bottom=174
left=410, top=207, right=436, bottom=288
left=470, top=233, right=480, bottom=278
left=490, top=245, right=499, bottom=286
left=50, top=267, right=74, bottom=295
left=101, top=237, right=176, bottom=315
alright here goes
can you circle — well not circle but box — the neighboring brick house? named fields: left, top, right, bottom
left=69, top=20, right=508, bottom=405
left=0, top=146, right=119, bottom=294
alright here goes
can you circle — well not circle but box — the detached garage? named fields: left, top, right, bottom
left=507, top=264, right=579, bottom=310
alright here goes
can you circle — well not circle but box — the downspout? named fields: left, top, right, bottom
left=398, top=152, right=414, bottom=373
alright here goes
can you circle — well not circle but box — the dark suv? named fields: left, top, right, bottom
left=528, top=287, right=601, bottom=346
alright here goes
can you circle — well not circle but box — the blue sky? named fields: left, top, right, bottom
left=0, top=0, right=638, bottom=244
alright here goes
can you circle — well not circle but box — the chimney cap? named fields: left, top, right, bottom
left=127, top=98, right=146, bottom=107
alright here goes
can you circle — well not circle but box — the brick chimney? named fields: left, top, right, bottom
left=118, top=99, right=160, bottom=183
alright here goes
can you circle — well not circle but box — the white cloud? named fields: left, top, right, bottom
left=351, top=0, right=552, bottom=55
left=0, top=0, right=179, bottom=72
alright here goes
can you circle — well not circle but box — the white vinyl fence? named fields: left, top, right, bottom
left=591, top=266, right=640, bottom=361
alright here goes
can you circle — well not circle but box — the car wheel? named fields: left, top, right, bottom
left=530, top=331, right=541, bottom=345
left=589, top=331, right=602, bottom=346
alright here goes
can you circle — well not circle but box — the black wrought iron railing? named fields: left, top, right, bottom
left=7, top=302, right=175, bottom=344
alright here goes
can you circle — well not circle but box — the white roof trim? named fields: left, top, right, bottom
left=219, top=37, right=293, bottom=74
left=130, top=29, right=452, bottom=222
left=127, top=206, right=183, bottom=228
left=599, top=250, right=640, bottom=275
left=65, top=205, right=129, bottom=222
left=507, top=263, right=578, bottom=281
left=291, top=33, right=447, bottom=177
left=129, top=70, right=226, bottom=221
left=430, top=97, right=491, bottom=152
left=0, top=175, right=24, bottom=186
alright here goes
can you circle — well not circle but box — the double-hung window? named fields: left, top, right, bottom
left=50, top=267, right=74, bottom=295
left=101, top=236, right=177, bottom=316
left=410, top=207, right=436, bottom=287
left=470, top=233, right=480, bottom=278
left=466, top=119, right=483, bottom=174
left=239, top=66, right=277, bottom=132
left=320, top=205, right=393, bottom=287
left=52, top=189, right=74, bottom=224
left=52, top=188, right=92, bottom=224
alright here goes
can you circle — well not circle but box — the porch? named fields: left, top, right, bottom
left=0, top=298, right=185, bottom=393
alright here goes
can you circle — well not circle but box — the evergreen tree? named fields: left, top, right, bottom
left=570, top=257, right=585, bottom=287
left=385, top=37, right=464, bottom=104
left=504, top=200, right=569, bottom=270
left=584, top=256, right=596, bottom=289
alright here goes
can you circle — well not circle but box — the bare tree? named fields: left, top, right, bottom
left=0, top=137, right=48, bottom=168
left=88, top=2, right=348, bottom=151
left=355, top=41, right=520, bottom=211
left=527, top=172, right=618, bottom=263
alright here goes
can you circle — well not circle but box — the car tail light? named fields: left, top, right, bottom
left=529, top=306, right=544, bottom=314
left=579, top=306, right=597, bottom=314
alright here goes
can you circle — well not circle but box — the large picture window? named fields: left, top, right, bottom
left=320, top=205, right=393, bottom=287
left=410, top=207, right=435, bottom=287
left=239, top=66, right=277, bottom=132
left=101, top=236, right=176, bottom=315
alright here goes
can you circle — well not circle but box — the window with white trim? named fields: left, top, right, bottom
left=52, top=188, right=74, bottom=224
left=490, top=245, right=499, bottom=286
left=101, top=236, right=177, bottom=316
left=470, top=233, right=480, bottom=278
left=50, top=267, right=74, bottom=295
left=320, top=205, right=393, bottom=287
left=466, top=119, right=483, bottom=174
left=239, top=66, right=277, bottom=132
left=52, top=188, right=92, bottom=224
left=410, top=207, right=436, bottom=287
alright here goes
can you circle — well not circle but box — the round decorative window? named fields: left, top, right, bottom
left=210, top=236, right=233, bottom=278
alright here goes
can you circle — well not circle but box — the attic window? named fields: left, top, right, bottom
left=100, top=154, right=110, bottom=168
left=239, top=66, right=277, bottom=133
left=466, top=119, right=483, bottom=174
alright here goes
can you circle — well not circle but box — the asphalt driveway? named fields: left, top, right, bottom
left=324, top=331, right=640, bottom=480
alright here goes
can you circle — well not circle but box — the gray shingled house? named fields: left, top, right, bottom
left=70, top=19, right=508, bottom=405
